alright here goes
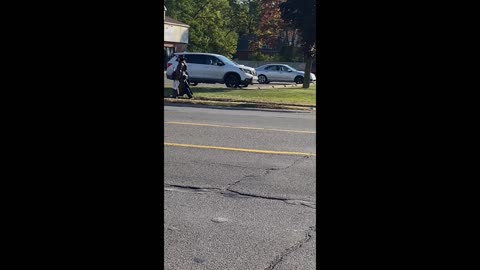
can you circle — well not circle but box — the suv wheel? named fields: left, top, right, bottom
left=294, top=76, right=304, bottom=84
left=225, top=74, right=240, bottom=88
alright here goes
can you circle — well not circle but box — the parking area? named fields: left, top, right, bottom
left=163, top=72, right=307, bottom=89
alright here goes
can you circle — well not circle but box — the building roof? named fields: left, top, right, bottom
left=164, top=16, right=189, bottom=27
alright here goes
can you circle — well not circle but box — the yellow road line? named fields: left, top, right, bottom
left=164, top=121, right=315, bottom=134
left=164, top=142, right=316, bottom=156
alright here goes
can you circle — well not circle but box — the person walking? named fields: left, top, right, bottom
left=171, top=56, right=184, bottom=98
left=173, top=55, right=193, bottom=99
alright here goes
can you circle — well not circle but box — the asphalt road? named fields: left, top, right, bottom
left=164, top=105, right=316, bottom=270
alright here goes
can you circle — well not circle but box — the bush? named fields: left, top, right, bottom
left=279, top=46, right=304, bottom=62
left=249, top=51, right=282, bottom=61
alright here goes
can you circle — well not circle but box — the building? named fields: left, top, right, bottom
left=164, top=5, right=190, bottom=69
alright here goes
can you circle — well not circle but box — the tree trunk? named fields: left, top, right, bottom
left=303, top=55, right=312, bottom=88
left=291, top=31, right=296, bottom=60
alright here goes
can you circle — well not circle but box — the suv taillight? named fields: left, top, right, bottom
left=167, top=63, right=172, bottom=69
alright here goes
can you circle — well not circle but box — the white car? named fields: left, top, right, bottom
left=166, top=52, right=257, bottom=88
left=255, top=64, right=316, bottom=84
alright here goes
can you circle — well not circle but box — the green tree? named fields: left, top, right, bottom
left=229, top=0, right=261, bottom=36
left=226, top=0, right=250, bottom=36
left=280, top=0, right=316, bottom=88
left=164, top=0, right=239, bottom=58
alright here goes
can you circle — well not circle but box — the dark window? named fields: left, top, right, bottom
left=183, top=54, right=208, bottom=64
left=265, top=65, right=276, bottom=70
left=197, top=55, right=208, bottom=65
left=205, top=55, right=222, bottom=65
left=268, top=65, right=280, bottom=71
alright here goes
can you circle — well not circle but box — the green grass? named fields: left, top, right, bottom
left=163, top=84, right=316, bottom=106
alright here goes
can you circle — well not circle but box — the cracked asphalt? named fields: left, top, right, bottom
left=164, top=105, right=316, bottom=269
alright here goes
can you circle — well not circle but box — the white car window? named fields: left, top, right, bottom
left=285, top=65, right=297, bottom=71
left=265, top=65, right=276, bottom=71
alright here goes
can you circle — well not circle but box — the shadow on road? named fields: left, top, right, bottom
left=164, top=103, right=313, bottom=113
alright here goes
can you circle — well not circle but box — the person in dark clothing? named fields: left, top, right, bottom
left=171, top=56, right=184, bottom=98
left=182, top=73, right=193, bottom=99
left=171, top=55, right=193, bottom=99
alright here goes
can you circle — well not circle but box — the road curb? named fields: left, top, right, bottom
left=164, top=98, right=315, bottom=111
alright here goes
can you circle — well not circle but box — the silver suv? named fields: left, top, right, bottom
left=166, top=53, right=257, bottom=88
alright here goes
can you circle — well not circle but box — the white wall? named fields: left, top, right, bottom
left=164, top=24, right=189, bottom=43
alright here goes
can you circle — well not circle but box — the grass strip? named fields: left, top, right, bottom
left=163, top=84, right=316, bottom=106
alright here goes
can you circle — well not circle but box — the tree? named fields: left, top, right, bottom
left=226, top=0, right=250, bottom=37
left=164, top=0, right=239, bottom=58
left=230, top=0, right=261, bottom=36
left=280, top=0, right=316, bottom=88
left=249, top=0, right=284, bottom=54
left=278, top=16, right=306, bottom=62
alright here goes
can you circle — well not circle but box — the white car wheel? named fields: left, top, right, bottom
left=258, top=75, right=268, bottom=84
